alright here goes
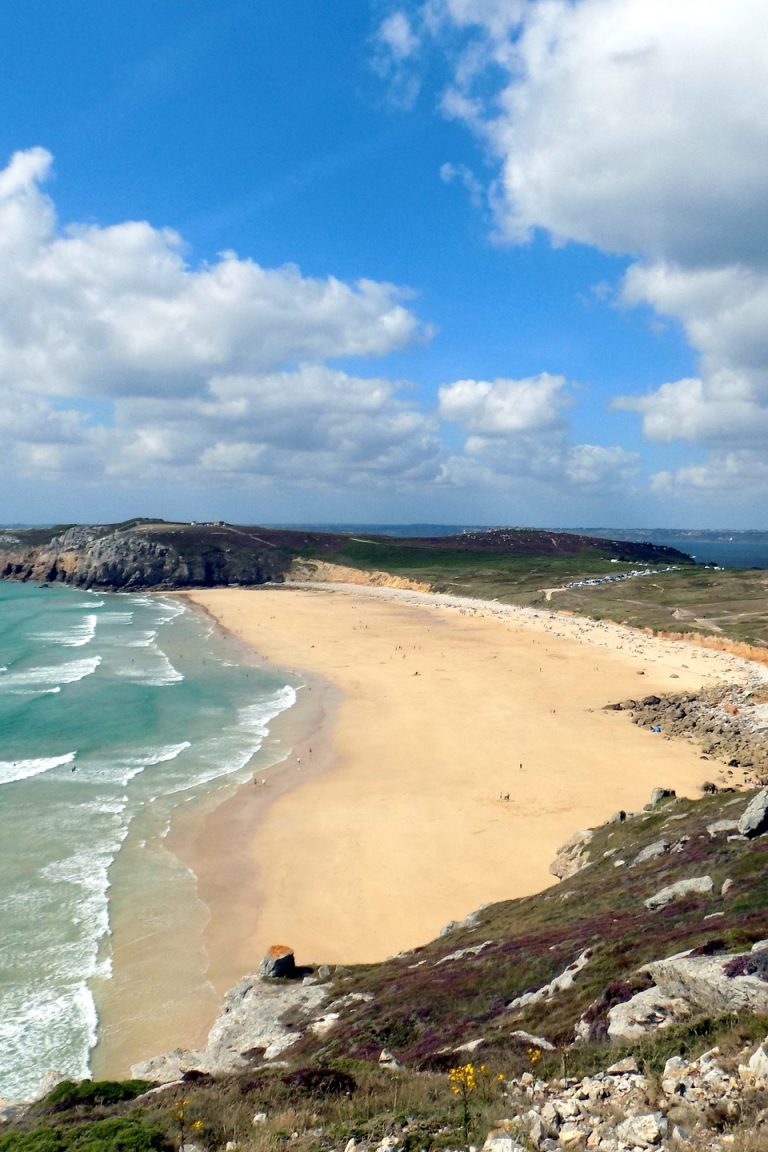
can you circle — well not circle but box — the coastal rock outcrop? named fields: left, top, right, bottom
left=132, top=973, right=327, bottom=1081
left=607, top=686, right=768, bottom=784
left=737, top=784, right=768, bottom=837
left=259, top=944, right=297, bottom=979
left=549, top=829, right=593, bottom=880
left=0, top=522, right=290, bottom=591
left=604, top=943, right=768, bottom=1042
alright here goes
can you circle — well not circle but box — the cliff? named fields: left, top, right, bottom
left=0, top=522, right=291, bottom=590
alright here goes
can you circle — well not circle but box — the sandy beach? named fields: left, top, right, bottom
left=178, top=583, right=762, bottom=976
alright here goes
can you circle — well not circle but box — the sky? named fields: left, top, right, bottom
left=1, top=0, right=767, bottom=529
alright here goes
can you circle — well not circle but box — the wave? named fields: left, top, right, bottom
left=79, top=742, right=192, bottom=786
left=126, top=630, right=158, bottom=648
left=34, top=614, right=98, bottom=648
left=131, top=646, right=184, bottom=687
left=0, top=982, right=96, bottom=1101
left=97, top=611, right=134, bottom=626
left=239, top=684, right=297, bottom=733
left=0, top=752, right=76, bottom=786
left=0, top=655, right=101, bottom=694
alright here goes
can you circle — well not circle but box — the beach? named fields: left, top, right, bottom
left=172, top=583, right=760, bottom=985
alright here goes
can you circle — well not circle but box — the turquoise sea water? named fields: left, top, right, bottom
left=0, top=581, right=296, bottom=1101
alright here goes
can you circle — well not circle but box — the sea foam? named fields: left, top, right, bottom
left=0, top=752, right=76, bottom=786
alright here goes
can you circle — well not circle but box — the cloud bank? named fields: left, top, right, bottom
left=0, top=146, right=630, bottom=519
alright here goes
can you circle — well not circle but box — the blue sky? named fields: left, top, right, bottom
left=1, top=0, right=766, bottom=528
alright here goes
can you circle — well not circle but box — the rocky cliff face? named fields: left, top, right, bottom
left=0, top=524, right=290, bottom=590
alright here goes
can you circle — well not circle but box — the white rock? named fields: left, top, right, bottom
left=644, top=875, right=714, bottom=911
left=748, top=1041, right=768, bottom=1084
left=510, top=1029, right=556, bottom=1051
left=252, top=1112, right=267, bottom=1125
left=607, top=986, right=691, bottom=1041
left=632, top=839, right=669, bottom=866
left=737, top=786, right=768, bottom=838
left=615, top=1112, right=667, bottom=1147
left=483, top=1136, right=525, bottom=1152
left=558, top=1122, right=587, bottom=1145
left=606, top=1056, right=639, bottom=1074
left=707, top=820, right=739, bottom=837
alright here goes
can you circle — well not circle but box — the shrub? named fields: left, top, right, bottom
left=283, top=1067, right=357, bottom=1097
left=41, top=1080, right=154, bottom=1112
left=0, top=1118, right=169, bottom=1152
left=724, top=950, right=768, bottom=981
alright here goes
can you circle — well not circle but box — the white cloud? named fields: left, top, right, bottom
left=377, top=10, right=420, bottom=60
left=439, top=161, right=484, bottom=209
left=0, top=148, right=423, bottom=402
left=372, top=10, right=423, bottom=107
left=428, top=0, right=768, bottom=262
left=439, top=373, right=569, bottom=434
left=399, top=0, right=768, bottom=500
left=438, top=373, right=636, bottom=492
left=651, top=450, right=768, bottom=498
left=0, top=148, right=441, bottom=495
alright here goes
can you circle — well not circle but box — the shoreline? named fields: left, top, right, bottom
left=94, top=582, right=766, bottom=1078
left=91, top=609, right=339, bottom=1082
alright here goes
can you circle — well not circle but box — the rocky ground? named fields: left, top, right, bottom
left=605, top=686, right=768, bottom=787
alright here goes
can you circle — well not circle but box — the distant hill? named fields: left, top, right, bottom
left=0, top=519, right=693, bottom=592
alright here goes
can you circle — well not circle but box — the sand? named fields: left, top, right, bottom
left=179, top=583, right=762, bottom=972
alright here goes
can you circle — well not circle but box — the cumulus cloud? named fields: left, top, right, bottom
left=439, top=373, right=636, bottom=491
left=439, top=373, right=569, bottom=434
left=0, top=149, right=422, bottom=399
left=395, top=0, right=768, bottom=499
left=0, top=147, right=440, bottom=494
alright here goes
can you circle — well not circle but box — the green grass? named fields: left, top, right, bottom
left=537, top=566, right=768, bottom=646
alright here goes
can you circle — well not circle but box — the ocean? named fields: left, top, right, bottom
left=0, top=581, right=297, bottom=1102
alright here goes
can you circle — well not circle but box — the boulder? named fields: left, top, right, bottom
left=259, top=945, right=296, bottom=979
left=644, top=876, right=713, bottom=911
left=706, top=819, right=740, bottom=837
left=632, top=839, right=670, bottom=866
left=737, top=786, right=768, bottom=838
left=549, top=830, right=593, bottom=880
left=747, top=1040, right=768, bottom=1085
left=607, top=986, right=691, bottom=1042
left=646, top=952, right=768, bottom=1015
left=649, top=787, right=676, bottom=805
left=483, top=1135, right=525, bottom=1152
left=615, top=1112, right=667, bottom=1147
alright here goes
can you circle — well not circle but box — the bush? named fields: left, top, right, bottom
left=0, top=1119, right=168, bottom=1152
left=41, top=1080, right=154, bottom=1112
left=283, top=1067, right=357, bottom=1097
left=724, top=950, right=768, bottom=981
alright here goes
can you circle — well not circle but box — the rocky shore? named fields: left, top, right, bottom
left=605, top=684, right=768, bottom=786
